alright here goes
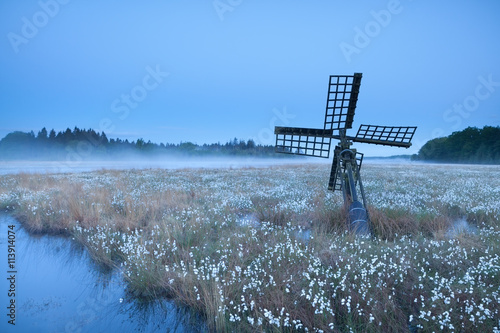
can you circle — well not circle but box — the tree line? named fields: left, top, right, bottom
left=0, top=127, right=281, bottom=160
left=413, top=126, right=500, bottom=164
left=4, top=125, right=498, bottom=163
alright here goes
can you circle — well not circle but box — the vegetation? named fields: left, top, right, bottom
left=0, top=127, right=279, bottom=160
left=1, top=163, right=499, bottom=332
left=414, top=126, right=500, bottom=164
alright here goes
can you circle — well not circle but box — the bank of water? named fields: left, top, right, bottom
left=0, top=214, right=206, bottom=333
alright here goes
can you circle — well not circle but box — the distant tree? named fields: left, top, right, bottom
left=416, top=126, right=500, bottom=164
left=0, top=131, right=37, bottom=159
left=73, top=127, right=82, bottom=140
left=60, top=128, right=73, bottom=143
left=247, top=139, right=256, bottom=149
left=37, top=127, right=48, bottom=140
left=179, top=142, right=196, bottom=151
left=49, top=129, right=56, bottom=140
left=100, top=132, right=109, bottom=145
left=0, top=128, right=283, bottom=160
left=144, top=140, right=156, bottom=151
left=136, top=138, right=145, bottom=149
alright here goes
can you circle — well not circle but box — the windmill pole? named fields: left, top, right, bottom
left=338, top=146, right=370, bottom=235
left=355, top=161, right=371, bottom=229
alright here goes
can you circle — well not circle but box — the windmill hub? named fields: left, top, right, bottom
left=274, top=73, right=416, bottom=235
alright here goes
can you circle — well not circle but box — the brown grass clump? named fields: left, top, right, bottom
left=368, top=206, right=418, bottom=240
left=420, top=215, right=453, bottom=238
left=251, top=196, right=291, bottom=227
left=308, top=192, right=349, bottom=233
left=2, top=169, right=204, bottom=235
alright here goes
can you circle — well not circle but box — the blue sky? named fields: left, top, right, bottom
left=1, top=0, right=499, bottom=156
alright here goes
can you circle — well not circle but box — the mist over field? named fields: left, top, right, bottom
left=0, top=157, right=324, bottom=175
left=0, top=154, right=461, bottom=176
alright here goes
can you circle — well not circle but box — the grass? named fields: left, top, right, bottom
left=1, top=163, right=499, bottom=332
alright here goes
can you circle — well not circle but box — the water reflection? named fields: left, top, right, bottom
left=236, top=212, right=311, bottom=244
left=0, top=214, right=206, bottom=333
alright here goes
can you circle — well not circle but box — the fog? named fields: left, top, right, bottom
left=0, top=155, right=426, bottom=176
left=363, top=157, right=414, bottom=165
left=0, top=157, right=326, bottom=175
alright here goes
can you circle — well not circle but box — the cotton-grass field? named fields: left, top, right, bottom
left=1, top=163, right=499, bottom=332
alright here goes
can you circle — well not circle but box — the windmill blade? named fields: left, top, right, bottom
left=275, top=126, right=332, bottom=158
left=324, top=73, right=362, bottom=131
left=353, top=124, right=417, bottom=148
left=328, top=147, right=342, bottom=191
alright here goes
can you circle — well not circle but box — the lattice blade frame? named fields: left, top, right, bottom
left=328, top=147, right=341, bottom=191
left=354, top=124, right=417, bottom=148
left=275, top=127, right=332, bottom=158
left=324, top=73, right=362, bottom=131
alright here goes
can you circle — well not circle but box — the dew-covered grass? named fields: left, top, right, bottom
left=1, top=163, right=499, bottom=332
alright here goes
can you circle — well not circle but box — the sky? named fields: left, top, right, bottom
left=1, top=0, right=499, bottom=156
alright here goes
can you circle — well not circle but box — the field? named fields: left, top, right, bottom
left=1, top=163, right=499, bottom=332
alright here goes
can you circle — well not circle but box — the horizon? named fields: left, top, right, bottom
left=1, top=1, right=499, bottom=157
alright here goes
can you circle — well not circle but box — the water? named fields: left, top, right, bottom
left=236, top=213, right=311, bottom=243
left=446, top=218, right=479, bottom=238
left=0, top=214, right=205, bottom=333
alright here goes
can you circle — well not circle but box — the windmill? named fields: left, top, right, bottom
left=274, top=73, right=416, bottom=235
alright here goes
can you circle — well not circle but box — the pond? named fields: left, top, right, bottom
left=0, top=214, right=206, bottom=333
